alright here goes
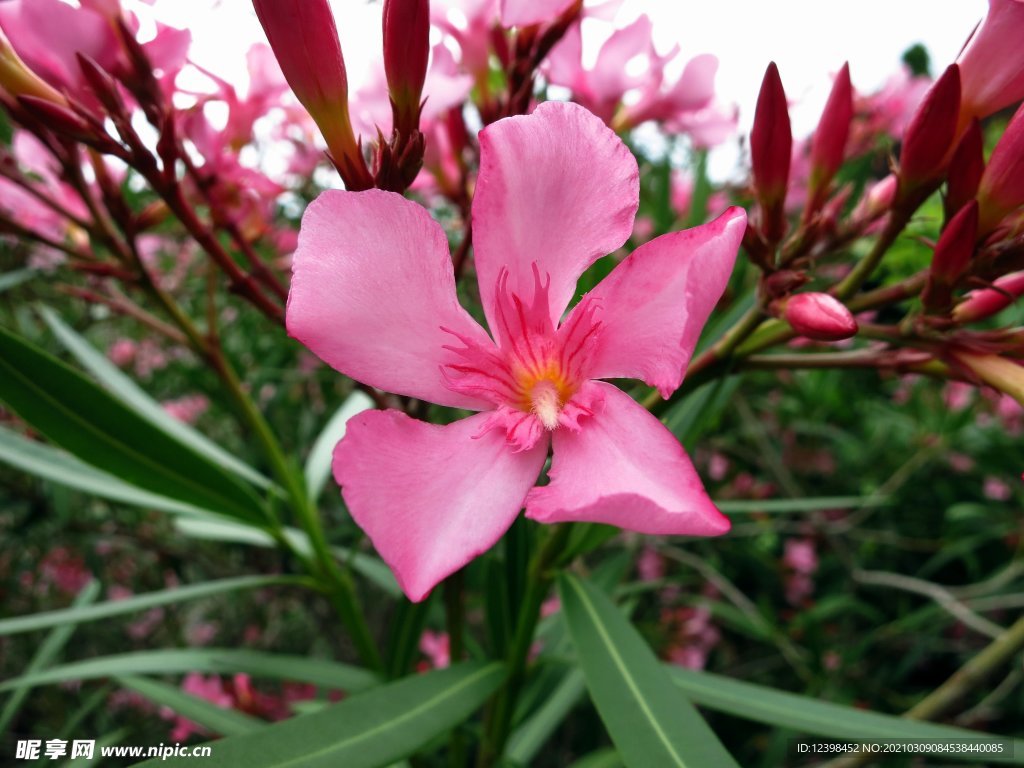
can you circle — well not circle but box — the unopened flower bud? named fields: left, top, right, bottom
left=383, top=0, right=429, bottom=136
left=977, top=101, right=1024, bottom=234
left=0, top=27, right=66, bottom=105
left=252, top=0, right=372, bottom=189
left=922, top=201, right=978, bottom=311
left=955, top=351, right=1024, bottom=407
left=954, top=270, right=1024, bottom=323
left=898, top=64, right=960, bottom=198
left=751, top=63, right=792, bottom=244
left=807, top=62, right=853, bottom=212
left=783, top=292, right=858, bottom=341
left=852, top=174, right=897, bottom=226
left=957, top=0, right=1024, bottom=123
left=945, top=119, right=984, bottom=222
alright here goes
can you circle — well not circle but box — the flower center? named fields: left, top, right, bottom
left=528, top=378, right=564, bottom=430
left=439, top=264, right=603, bottom=448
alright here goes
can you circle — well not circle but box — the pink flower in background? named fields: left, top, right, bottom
left=419, top=630, right=451, bottom=670
left=545, top=15, right=735, bottom=142
left=161, top=395, right=210, bottom=425
left=288, top=102, right=745, bottom=602
left=37, top=547, right=91, bottom=595
left=664, top=604, right=720, bottom=670
left=637, top=546, right=666, bottom=582
left=983, top=476, right=1012, bottom=502
left=782, top=538, right=818, bottom=606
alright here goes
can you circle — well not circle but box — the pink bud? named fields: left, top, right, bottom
left=783, top=293, right=858, bottom=341
left=945, top=119, right=984, bottom=221
left=957, top=0, right=1024, bottom=122
left=898, top=64, right=960, bottom=195
left=954, top=270, right=1024, bottom=323
left=808, top=63, right=853, bottom=208
left=383, top=0, right=429, bottom=135
left=852, top=173, right=897, bottom=225
left=922, top=201, right=978, bottom=311
left=977, top=101, right=1024, bottom=234
left=252, top=0, right=371, bottom=189
left=751, top=62, right=792, bottom=243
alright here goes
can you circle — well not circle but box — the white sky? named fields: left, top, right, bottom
left=139, top=0, right=987, bottom=175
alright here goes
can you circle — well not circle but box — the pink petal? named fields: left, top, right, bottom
left=573, top=207, right=745, bottom=398
left=334, top=410, right=548, bottom=602
left=500, top=0, right=576, bottom=27
left=667, top=53, right=719, bottom=112
left=287, top=189, right=494, bottom=409
left=473, top=101, right=639, bottom=330
left=525, top=382, right=729, bottom=535
left=589, top=15, right=654, bottom=103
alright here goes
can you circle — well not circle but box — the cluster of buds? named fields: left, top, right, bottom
left=737, top=0, right=1024, bottom=406
left=253, top=0, right=430, bottom=192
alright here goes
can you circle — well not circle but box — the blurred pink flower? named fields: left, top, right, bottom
left=637, top=545, right=666, bottom=582
left=983, top=476, right=1012, bottom=502
left=38, top=547, right=91, bottom=596
left=161, top=395, right=210, bottom=425
left=419, top=630, right=451, bottom=669
left=165, top=674, right=234, bottom=742
left=107, top=339, right=138, bottom=368
left=664, top=605, right=720, bottom=670
left=288, top=102, right=745, bottom=602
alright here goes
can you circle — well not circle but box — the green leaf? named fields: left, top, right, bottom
left=0, top=580, right=100, bottom=734
left=118, top=675, right=264, bottom=736
left=0, top=648, right=378, bottom=695
left=173, top=517, right=400, bottom=596
left=558, top=573, right=739, bottom=768
left=667, top=666, right=1024, bottom=762
left=304, top=391, right=373, bottom=498
left=507, top=668, right=586, bottom=765
left=566, top=749, right=623, bottom=768
left=40, top=307, right=272, bottom=489
left=0, top=575, right=304, bottom=636
left=0, top=425, right=227, bottom=519
left=0, top=268, right=36, bottom=293
left=0, top=323, right=266, bottom=521
left=716, top=495, right=892, bottom=514
left=131, top=662, right=505, bottom=768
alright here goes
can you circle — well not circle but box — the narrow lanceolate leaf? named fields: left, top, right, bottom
left=304, top=391, right=374, bottom=498
left=0, top=581, right=100, bottom=734
left=173, top=517, right=401, bottom=596
left=40, top=307, right=272, bottom=489
left=0, top=324, right=266, bottom=522
left=117, top=675, right=264, bottom=737
left=0, top=268, right=35, bottom=293
left=132, top=662, right=505, bottom=768
left=0, top=575, right=304, bottom=636
left=0, top=648, right=378, bottom=695
left=558, top=573, right=740, bottom=768
left=507, top=668, right=586, bottom=765
left=0, top=426, right=226, bottom=519
left=668, top=666, right=1024, bottom=763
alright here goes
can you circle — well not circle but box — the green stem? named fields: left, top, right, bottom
left=820, top=613, right=1024, bottom=768
left=477, top=524, right=573, bottom=768
left=446, top=570, right=467, bottom=767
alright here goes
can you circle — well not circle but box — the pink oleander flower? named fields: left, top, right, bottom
left=288, top=102, right=745, bottom=602
left=419, top=630, right=451, bottom=670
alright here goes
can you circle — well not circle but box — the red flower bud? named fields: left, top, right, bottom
left=954, top=270, right=1024, bottom=324
left=252, top=0, right=372, bottom=189
left=751, top=62, right=792, bottom=243
left=383, top=0, right=430, bottom=136
left=977, top=101, right=1024, bottom=234
left=898, top=64, right=960, bottom=196
left=922, top=200, right=978, bottom=311
left=945, top=119, right=984, bottom=222
left=783, top=293, right=858, bottom=341
left=807, top=62, right=853, bottom=210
